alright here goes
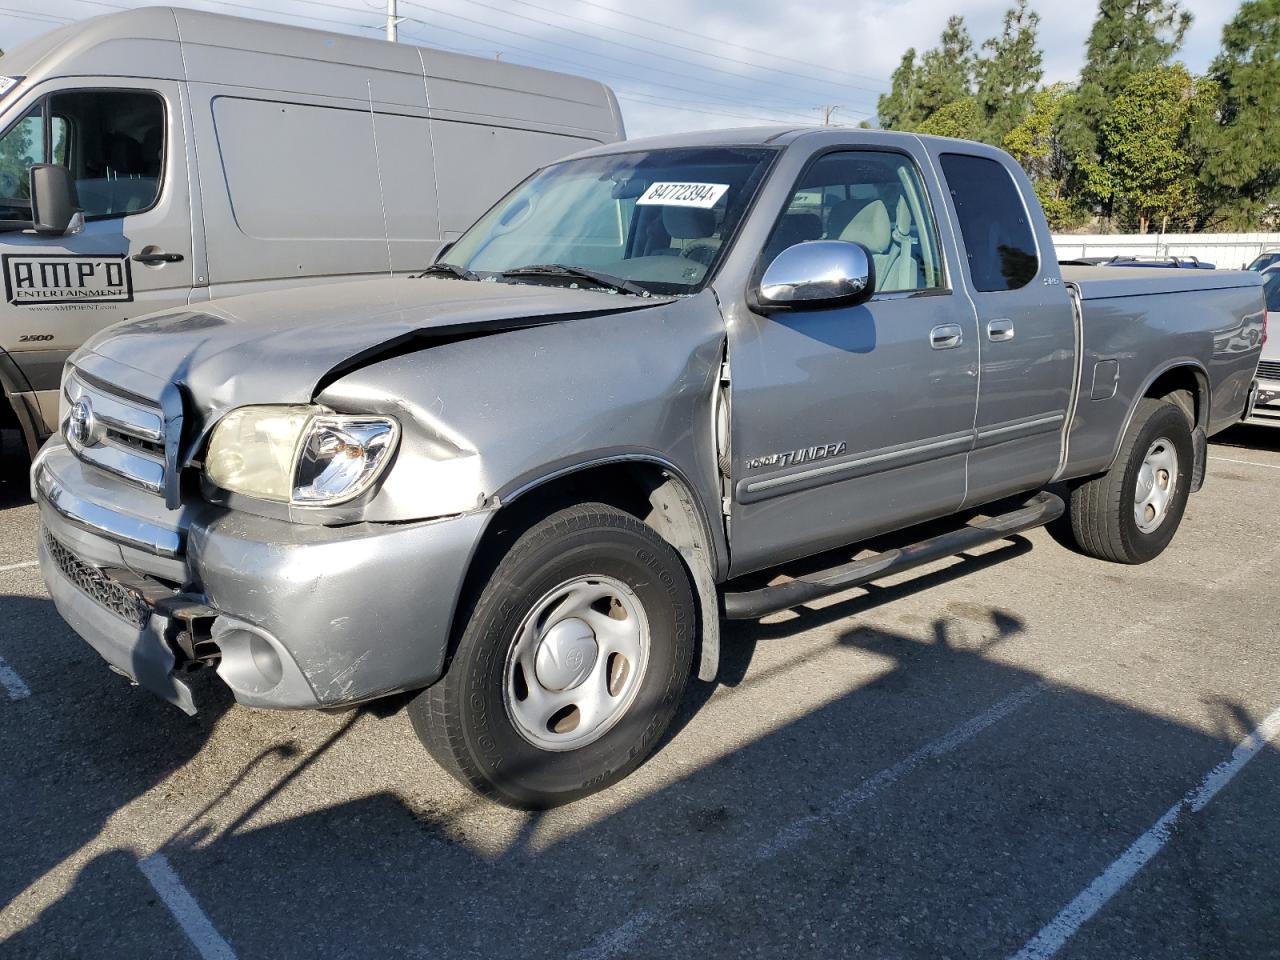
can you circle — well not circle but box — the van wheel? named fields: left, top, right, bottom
left=409, top=503, right=695, bottom=808
left=1062, top=398, right=1193, bottom=564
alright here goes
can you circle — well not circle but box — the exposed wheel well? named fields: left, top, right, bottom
left=453, top=462, right=723, bottom=683
left=1144, top=365, right=1208, bottom=430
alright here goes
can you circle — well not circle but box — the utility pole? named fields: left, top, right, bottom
left=386, top=0, right=398, bottom=42
left=819, top=105, right=841, bottom=127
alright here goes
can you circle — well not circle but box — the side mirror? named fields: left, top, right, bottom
left=30, top=164, right=83, bottom=237
left=753, top=240, right=875, bottom=312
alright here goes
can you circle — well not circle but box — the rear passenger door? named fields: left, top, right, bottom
left=933, top=151, right=1076, bottom=506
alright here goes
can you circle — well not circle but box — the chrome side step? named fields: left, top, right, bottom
left=722, top=491, right=1064, bottom=620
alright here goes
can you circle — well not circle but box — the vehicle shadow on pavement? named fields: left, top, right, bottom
left=1211, top=422, right=1280, bottom=453
left=3, top=547, right=1278, bottom=959
left=0, top=592, right=233, bottom=959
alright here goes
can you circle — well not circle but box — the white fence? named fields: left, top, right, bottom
left=1051, top=233, right=1280, bottom=270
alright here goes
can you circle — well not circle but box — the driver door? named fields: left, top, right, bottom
left=726, top=147, right=980, bottom=574
left=0, top=78, right=195, bottom=437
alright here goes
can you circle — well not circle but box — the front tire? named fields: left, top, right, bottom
left=1062, top=397, right=1194, bottom=564
left=409, top=503, right=695, bottom=808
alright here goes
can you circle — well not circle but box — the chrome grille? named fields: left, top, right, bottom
left=43, top=527, right=152, bottom=628
left=64, top=373, right=167, bottom=495
left=1257, top=360, right=1280, bottom=382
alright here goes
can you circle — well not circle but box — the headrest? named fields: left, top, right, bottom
left=776, top=212, right=822, bottom=243
left=662, top=206, right=716, bottom=240
left=108, top=134, right=143, bottom=176
left=895, top=196, right=913, bottom=236
left=839, top=199, right=892, bottom=254
left=826, top=199, right=865, bottom=238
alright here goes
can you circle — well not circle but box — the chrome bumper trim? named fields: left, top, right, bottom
left=36, top=464, right=184, bottom=558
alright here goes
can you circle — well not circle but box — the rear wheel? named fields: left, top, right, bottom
left=409, top=503, right=695, bottom=808
left=1061, top=398, right=1193, bottom=564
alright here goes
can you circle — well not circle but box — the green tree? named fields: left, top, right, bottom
left=1004, top=84, right=1085, bottom=229
left=976, top=0, right=1043, bottom=145
left=876, top=49, right=925, bottom=130
left=1193, top=0, right=1280, bottom=229
left=1090, top=65, right=1214, bottom=232
left=916, top=96, right=985, bottom=140
left=1060, top=0, right=1192, bottom=197
left=917, top=16, right=975, bottom=120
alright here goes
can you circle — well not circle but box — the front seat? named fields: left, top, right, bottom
left=839, top=198, right=920, bottom=292
left=763, top=212, right=822, bottom=263
left=659, top=206, right=720, bottom=265
left=839, top=200, right=893, bottom=291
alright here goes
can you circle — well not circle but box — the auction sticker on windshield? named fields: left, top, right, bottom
left=636, top=182, right=730, bottom=209
left=0, top=77, right=17, bottom=99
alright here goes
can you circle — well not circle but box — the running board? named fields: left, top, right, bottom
left=722, top=491, right=1064, bottom=620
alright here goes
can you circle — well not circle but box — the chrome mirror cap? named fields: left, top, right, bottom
left=755, top=240, right=875, bottom=311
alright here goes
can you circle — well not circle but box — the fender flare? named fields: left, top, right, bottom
left=496, top=452, right=726, bottom=682
left=1105, top=358, right=1210, bottom=474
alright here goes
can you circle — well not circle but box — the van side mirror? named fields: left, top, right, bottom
left=752, top=240, right=875, bottom=313
left=30, top=164, right=83, bottom=237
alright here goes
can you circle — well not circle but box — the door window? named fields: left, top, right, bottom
left=0, top=89, right=163, bottom=223
left=52, top=90, right=165, bottom=218
left=939, top=153, right=1038, bottom=292
left=764, top=150, right=944, bottom=294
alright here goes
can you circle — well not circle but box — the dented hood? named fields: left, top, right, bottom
left=72, top=276, right=665, bottom=447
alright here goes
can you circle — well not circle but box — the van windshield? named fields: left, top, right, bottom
left=439, top=146, right=777, bottom=296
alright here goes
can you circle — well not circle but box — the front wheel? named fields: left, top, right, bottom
left=409, top=503, right=695, bottom=808
left=1061, top=397, right=1194, bottom=564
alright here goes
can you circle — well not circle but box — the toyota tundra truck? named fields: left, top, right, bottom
left=31, top=128, right=1265, bottom=808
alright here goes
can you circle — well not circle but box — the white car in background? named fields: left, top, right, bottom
left=1249, top=265, right=1280, bottom=426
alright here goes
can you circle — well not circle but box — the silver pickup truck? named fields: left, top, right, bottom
left=31, top=128, right=1265, bottom=808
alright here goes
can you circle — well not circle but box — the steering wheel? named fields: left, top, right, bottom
left=679, top=243, right=719, bottom=267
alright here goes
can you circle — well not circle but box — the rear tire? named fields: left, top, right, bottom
left=1062, top=398, right=1193, bottom=564
left=409, top=503, right=695, bottom=808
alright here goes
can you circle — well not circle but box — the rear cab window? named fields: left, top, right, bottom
left=939, top=153, right=1038, bottom=292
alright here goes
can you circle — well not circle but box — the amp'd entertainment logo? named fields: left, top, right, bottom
left=3, top=254, right=133, bottom=306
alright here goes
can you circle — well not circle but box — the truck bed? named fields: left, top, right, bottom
left=1060, top=265, right=1261, bottom=301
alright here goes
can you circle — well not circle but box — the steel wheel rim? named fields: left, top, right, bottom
left=503, top=574, right=650, bottom=752
left=1134, top=437, right=1179, bottom=534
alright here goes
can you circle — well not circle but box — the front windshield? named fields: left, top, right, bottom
left=440, top=146, right=778, bottom=296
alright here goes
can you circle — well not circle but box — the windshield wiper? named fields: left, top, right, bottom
left=499, top=263, right=650, bottom=297
left=416, top=262, right=480, bottom=281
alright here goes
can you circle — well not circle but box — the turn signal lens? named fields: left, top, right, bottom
left=293, top=417, right=399, bottom=504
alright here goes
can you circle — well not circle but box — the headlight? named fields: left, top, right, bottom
left=205, top=405, right=399, bottom=505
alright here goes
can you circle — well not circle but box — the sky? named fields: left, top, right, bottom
left=0, top=0, right=1240, bottom=138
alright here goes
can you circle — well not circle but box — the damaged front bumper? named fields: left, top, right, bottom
left=34, top=440, right=488, bottom=714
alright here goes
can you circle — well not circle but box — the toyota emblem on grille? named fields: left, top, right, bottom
left=67, top=397, right=97, bottom=447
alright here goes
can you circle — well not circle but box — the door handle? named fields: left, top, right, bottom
left=131, top=251, right=184, bottom=265
left=930, top=323, right=964, bottom=350
left=987, top=318, right=1016, bottom=342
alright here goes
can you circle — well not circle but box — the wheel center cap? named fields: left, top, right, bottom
left=534, top=618, right=598, bottom=692
left=1136, top=464, right=1155, bottom=500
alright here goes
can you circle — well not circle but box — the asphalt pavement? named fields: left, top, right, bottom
left=1, top=425, right=1278, bottom=959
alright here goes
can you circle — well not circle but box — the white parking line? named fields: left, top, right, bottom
left=137, top=854, right=237, bottom=960
left=0, top=559, right=37, bottom=573
left=1009, top=702, right=1280, bottom=960
left=0, top=655, right=31, bottom=700
left=573, top=681, right=1047, bottom=960
left=1210, top=455, right=1280, bottom=471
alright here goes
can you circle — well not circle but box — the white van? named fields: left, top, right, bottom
left=0, top=6, right=623, bottom=463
